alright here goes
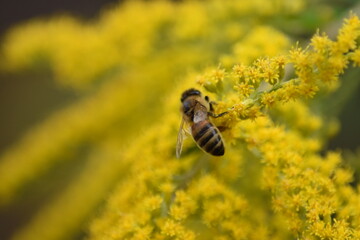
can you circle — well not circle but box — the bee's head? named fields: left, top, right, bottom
left=181, top=88, right=201, bottom=102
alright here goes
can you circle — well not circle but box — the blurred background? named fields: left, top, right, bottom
left=0, top=1, right=120, bottom=239
left=0, top=0, right=359, bottom=240
left=0, top=0, right=119, bottom=153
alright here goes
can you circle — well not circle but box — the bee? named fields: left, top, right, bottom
left=176, top=88, right=228, bottom=158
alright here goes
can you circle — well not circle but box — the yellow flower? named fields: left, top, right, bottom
left=349, top=48, right=360, bottom=66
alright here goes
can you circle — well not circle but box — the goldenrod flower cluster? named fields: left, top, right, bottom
left=88, top=14, right=360, bottom=240
left=0, top=1, right=359, bottom=240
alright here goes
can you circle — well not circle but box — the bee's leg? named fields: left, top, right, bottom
left=217, top=126, right=228, bottom=132
left=209, top=102, right=214, bottom=112
left=209, top=101, right=219, bottom=112
left=204, top=96, right=216, bottom=111
left=208, top=111, right=228, bottom=118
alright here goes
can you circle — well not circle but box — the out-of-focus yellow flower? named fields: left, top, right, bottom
left=222, top=26, right=291, bottom=68
left=1, top=0, right=300, bottom=91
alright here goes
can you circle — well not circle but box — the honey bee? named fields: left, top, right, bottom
left=176, top=88, right=228, bottom=158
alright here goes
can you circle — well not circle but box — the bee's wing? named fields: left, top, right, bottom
left=176, top=117, right=186, bottom=158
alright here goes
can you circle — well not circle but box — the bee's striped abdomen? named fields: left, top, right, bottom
left=192, top=121, right=225, bottom=156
